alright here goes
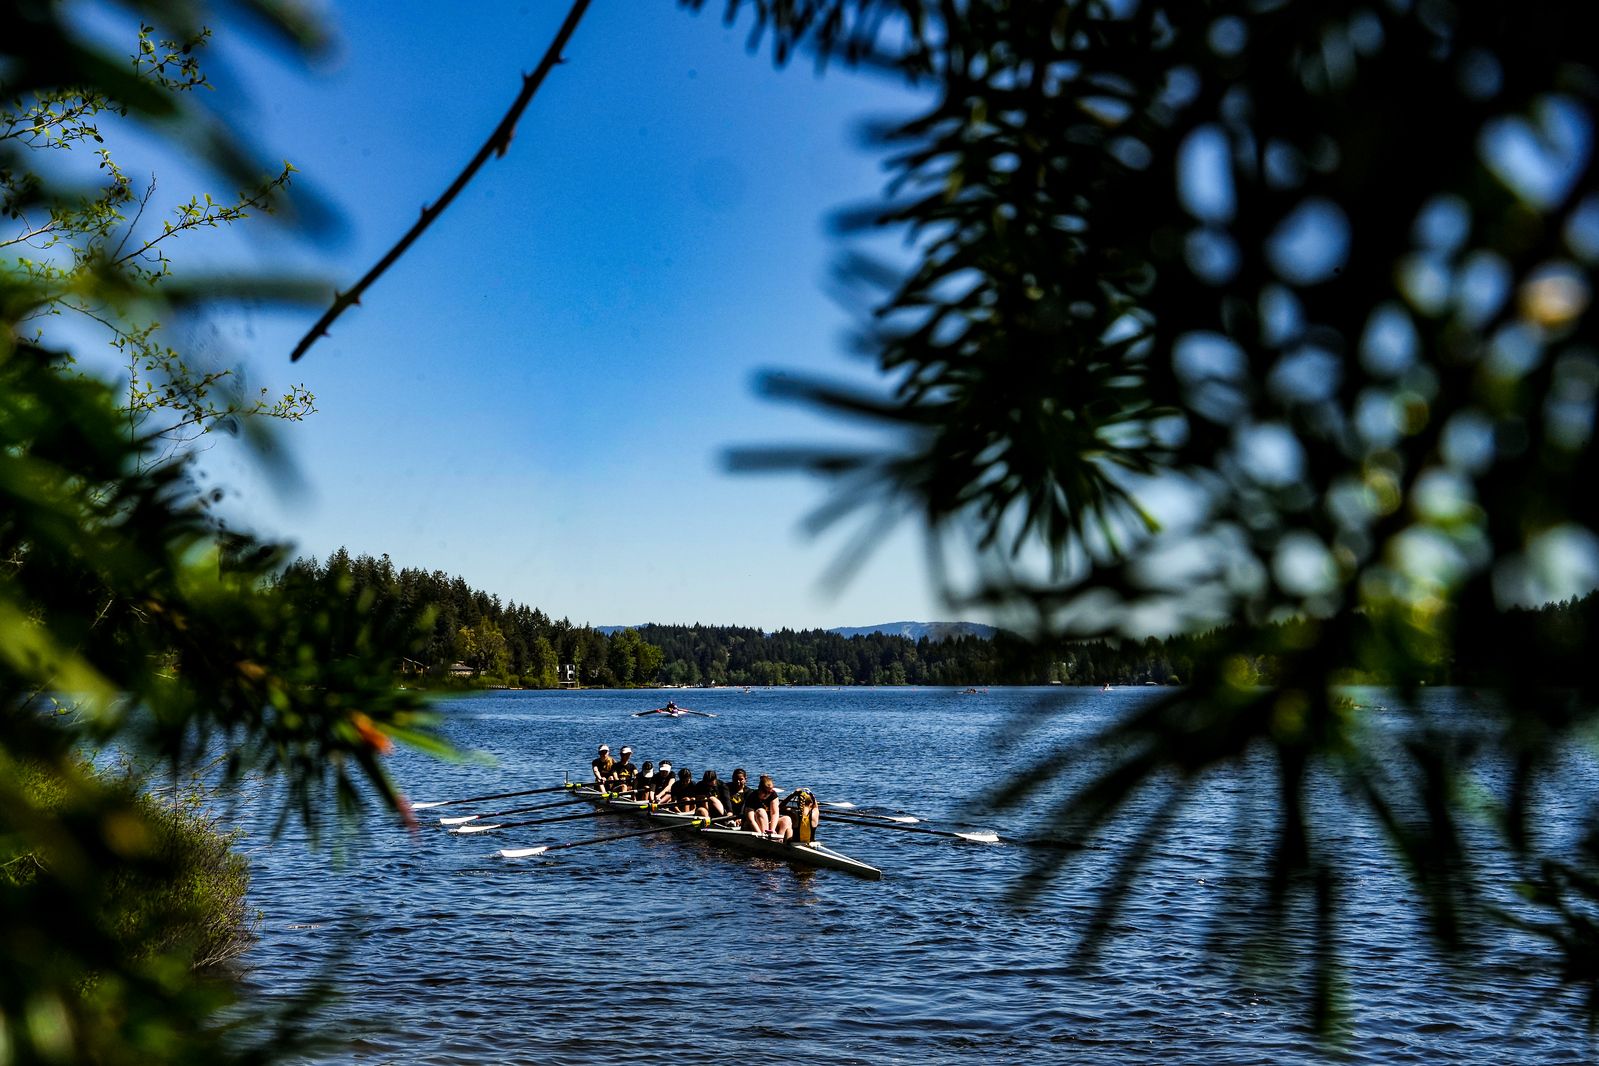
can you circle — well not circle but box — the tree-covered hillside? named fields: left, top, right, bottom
left=276, top=551, right=1597, bottom=689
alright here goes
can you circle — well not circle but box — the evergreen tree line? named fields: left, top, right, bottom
left=274, top=551, right=1599, bottom=688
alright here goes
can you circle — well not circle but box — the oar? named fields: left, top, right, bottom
left=451, top=792, right=629, bottom=834
left=822, top=800, right=920, bottom=823
left=450, top=808, right=614, bottom=834
left=411, top=783, right=576, bottom=810
left=439, top=793, right=597, bottom=825
left=498, top=818, right=709, bottom=859
left=826, top=811, right=1001, bottom=844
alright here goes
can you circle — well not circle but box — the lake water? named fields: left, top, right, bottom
left=240, top=687, right=1598, bottom=1064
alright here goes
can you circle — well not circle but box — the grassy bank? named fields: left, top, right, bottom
left=3, top=758, right=257, bottom=976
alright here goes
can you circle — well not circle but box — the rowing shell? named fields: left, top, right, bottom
left=572, top=785, right=882, bottom=880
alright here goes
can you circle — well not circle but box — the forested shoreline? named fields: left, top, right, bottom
left=277, top=551, right=1598, bottom=689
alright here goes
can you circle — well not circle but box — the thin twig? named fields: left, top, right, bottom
left=289, top=0, right=594, bottom=362
left=110, top=174, right=159, bottom=262
left=113, top=175, right=285, bottom=268
left=0, top=219, right=60, bottom=249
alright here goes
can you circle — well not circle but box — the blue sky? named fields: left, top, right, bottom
left=166, top=2, right=958, bottom=630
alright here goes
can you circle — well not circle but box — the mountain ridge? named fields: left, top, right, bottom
left=826, top=621, right=997, bottom=642
left=597, top=621, right=996, bottom=642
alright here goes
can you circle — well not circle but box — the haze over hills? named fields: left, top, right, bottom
left=598, top=621, right=997, bottom=642
left=827, top=621, right=997, bottom=642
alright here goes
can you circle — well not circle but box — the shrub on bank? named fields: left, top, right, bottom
left=4, top=759, right=257, bottom=975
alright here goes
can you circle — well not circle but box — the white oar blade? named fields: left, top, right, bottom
left=411, top=801, right=447, bottom=810
left=439, top=815, right=479, bottom=826
left=498, top=846, right=548, bottom=858
left=955, top=831, right=1001, bottom=844
left=451, top=823, right=501, bottom=835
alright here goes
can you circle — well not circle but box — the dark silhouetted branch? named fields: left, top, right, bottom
left=289, top=0, right=593, bottom=361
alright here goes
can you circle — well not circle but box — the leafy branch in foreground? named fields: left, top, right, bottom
left=702, top=0, right=1599, bottom=1032
left=0, top=340, right=444, bottom=1064
left=3, top=23, right=315, bottom=461
left=1, top=4, right=446, bottom=1062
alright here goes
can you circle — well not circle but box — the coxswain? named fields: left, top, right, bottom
left=778, top=788, right=819, bottom=843
left=741, top=774, right=783, bottom=835
left=591, top=744, right=615, bottom=783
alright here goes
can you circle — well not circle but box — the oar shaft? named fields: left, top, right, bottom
left=455, top=792, right=627, bottom=832
left=543, top=819, right=705, bottom=851
left=827, top=812, right=999, bottom=842
left=462, top=794, right=594, bottom=820
left=488, top=809, right=611, bottom=829
left=413, top=784, right=573, bottom=809
left=501, top=818, right=708, bottom=857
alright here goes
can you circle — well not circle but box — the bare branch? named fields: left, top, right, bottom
left=0, top=219, right=59, bottom=249
left=110, top=175, right=159, bottom=262
left=289, top=0, right=594, bottom=362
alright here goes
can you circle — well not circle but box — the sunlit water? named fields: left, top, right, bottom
left=239, top=687, right=1598, bottom=1064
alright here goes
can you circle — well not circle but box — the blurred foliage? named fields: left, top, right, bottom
left=2, top=23, right=316, bottom=464
left=4, top=756, right=256, bottom=974
left=695, top=0, right=1599, bottom=1032
left=1, top=2, right=445, bottom=1063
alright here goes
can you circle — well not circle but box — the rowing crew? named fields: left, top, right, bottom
left=589, top=743, right=818, bottom=842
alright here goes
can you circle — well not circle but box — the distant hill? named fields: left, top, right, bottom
left=599, top=621, right=997, bottom=642
left=827, top=621, right=997, bottom=642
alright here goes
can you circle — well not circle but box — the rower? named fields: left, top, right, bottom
left=692, top=769, right=729, bottom=820
left=610, top=746, right=637, bottom=789
left=591, top=744, right=614, bottom=783
left=722, top=768, right=753, bottom=825
left=633, top=760, right=656, bottom=800
left=651, top=761, right=676, bottom=806
left=742, top=774, right=783, bottom=835
left=668, top=767, right=698, bottom=813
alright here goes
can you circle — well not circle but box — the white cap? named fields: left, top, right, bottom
left=659, top=761, right=672, bottom=773
left=621, top=746, right=632, bottom=755
left=597, top=744, right=610, bottom=752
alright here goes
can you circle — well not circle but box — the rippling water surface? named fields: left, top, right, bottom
left=241, top=687, right=1597, bottom=1064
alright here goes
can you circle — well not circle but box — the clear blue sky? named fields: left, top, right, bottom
left=173, top=2, right=963, bottom=630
